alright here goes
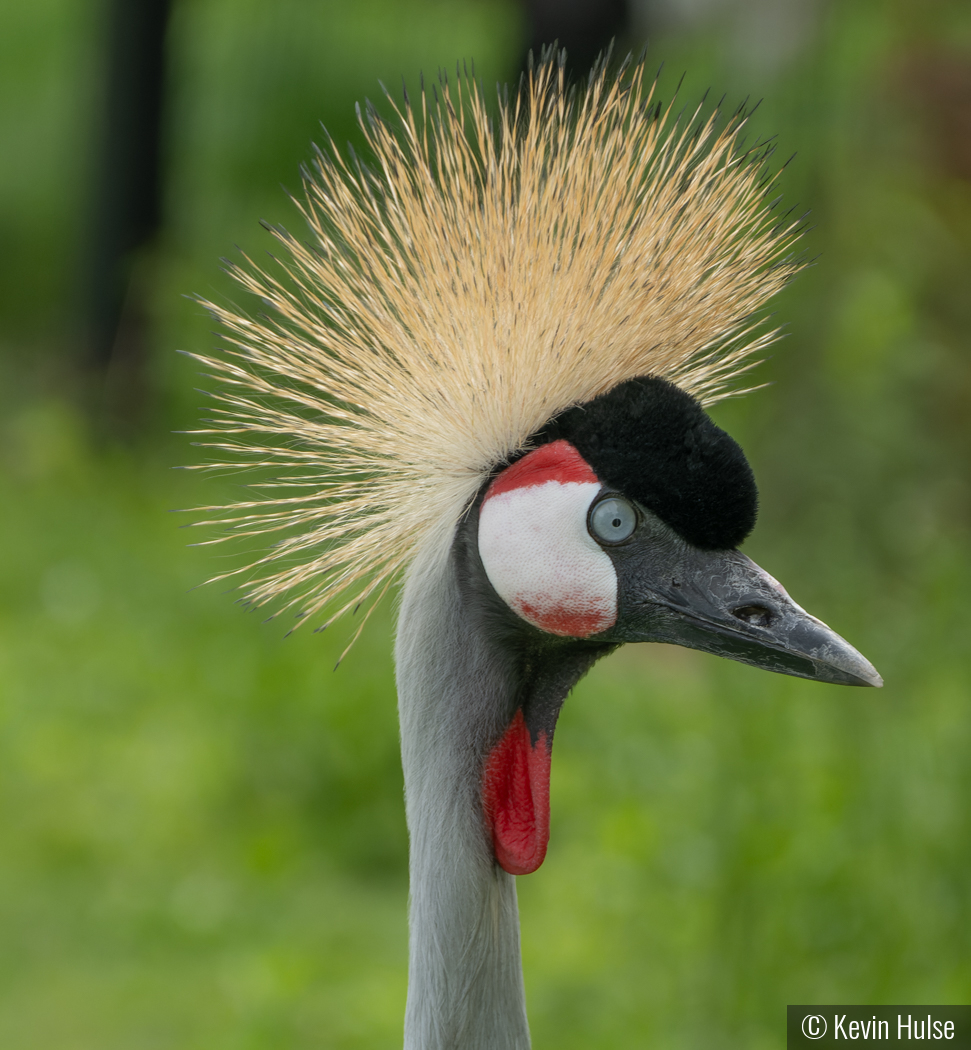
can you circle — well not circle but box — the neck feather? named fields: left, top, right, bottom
left=395, top=517, right=613, bottom=1050
left=396, top=530, right=529, bottom=1050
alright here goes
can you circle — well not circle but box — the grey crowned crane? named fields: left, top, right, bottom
left=191, top=57, right=881, bottom=1050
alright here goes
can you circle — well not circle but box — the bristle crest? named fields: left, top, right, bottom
left=190, top=56, right=803, bottom=633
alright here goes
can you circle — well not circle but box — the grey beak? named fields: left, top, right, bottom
left=613, top=543, right=883, bottom=688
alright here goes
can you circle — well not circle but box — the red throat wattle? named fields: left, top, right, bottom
left=481, top=710, right=552, bottom=875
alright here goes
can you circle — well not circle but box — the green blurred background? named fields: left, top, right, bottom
left=2, top=0, right=971, bottom=1046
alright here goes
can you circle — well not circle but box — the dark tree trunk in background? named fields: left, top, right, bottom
left=83, top=0, right=172, bottom=437
left=521, top=0, right=631, bottom=78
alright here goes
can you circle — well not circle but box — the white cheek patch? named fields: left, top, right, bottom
left=478, top=480, right=618, bottom=637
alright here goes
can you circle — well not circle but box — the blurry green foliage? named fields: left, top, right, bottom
left=1, top=0, right=971, bottom=1046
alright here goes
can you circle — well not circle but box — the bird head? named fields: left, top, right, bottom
left=189, top=60, right=882, bottom=881
left=477, top=375, right=878, bottom=686
left=469, top=375, right=880, bottom=876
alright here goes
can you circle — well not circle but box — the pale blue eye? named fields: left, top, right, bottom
left=589, top=496, right=636, bottom=544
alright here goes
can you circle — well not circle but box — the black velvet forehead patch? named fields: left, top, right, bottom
left=537, top=376, right=758, bottom=550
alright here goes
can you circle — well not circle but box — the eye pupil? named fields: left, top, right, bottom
left=589, top=496, right=637, bottom=544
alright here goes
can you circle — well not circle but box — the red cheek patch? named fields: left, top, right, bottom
left=481, top=710, right=552, bottom=875
left=478, top=441, right=618, bottom=639
left=485, top=439, right=599, bottom=498
left=513, top=597, right=614, bottom=638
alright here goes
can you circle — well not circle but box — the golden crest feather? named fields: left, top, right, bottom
left=188, top=56, right=802, bottom=635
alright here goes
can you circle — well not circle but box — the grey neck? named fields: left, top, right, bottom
left=395, top=514, right=613, bottom=1049
left=395, top=528, right=529, bottom=1050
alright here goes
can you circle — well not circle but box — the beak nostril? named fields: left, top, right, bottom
left=732, top=604, right=774, bottom=628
